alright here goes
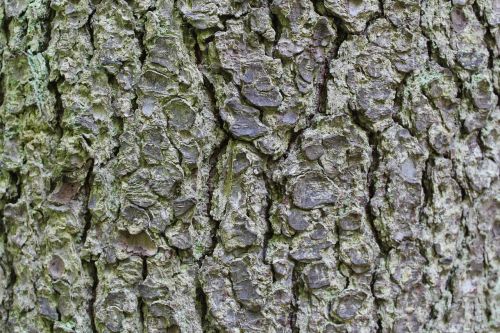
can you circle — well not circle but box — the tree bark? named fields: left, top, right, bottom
left=0, top=0, right=498, bottom=332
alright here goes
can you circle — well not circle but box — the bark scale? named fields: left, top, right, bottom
left=0, top=0, right=498, bottom=332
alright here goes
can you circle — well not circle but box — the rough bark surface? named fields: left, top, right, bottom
left=0, top=0, right=499, bottom=332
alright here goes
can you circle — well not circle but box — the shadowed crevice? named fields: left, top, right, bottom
left=138, top=257, right=148, bottom=331
left=86, top=260, right=98, bottom=333
left=196, top=284, right=209, bottom=331
left=81, top=160, right=95, bottom=246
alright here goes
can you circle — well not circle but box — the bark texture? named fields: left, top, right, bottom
left=0, top=0, right=499, bottom=332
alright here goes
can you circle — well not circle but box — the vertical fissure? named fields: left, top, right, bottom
left=47, top=79, right=64, bottom=139
left=347, top=103, right=387, bottom=255
left=262, top=171, right=274, bottom=265
left=138, top=257, right=148, bottom=331
left=196, top=284, right=209, bottom=331
left=81, top=159, right=94, bottom=245
left=201, top=134, right=229, bottom=262
left=86, top=7, right=96, bottom=51
left=370, top=270, right=383, bottom=333
left=87, top=260, right=98, bottom=333
left=289, top=262, right=301, bottom=333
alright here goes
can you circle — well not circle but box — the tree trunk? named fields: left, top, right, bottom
left=0, top=0, right=498, bottom=332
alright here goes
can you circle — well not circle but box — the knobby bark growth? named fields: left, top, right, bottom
left=0, top=0, right=498, bottom=332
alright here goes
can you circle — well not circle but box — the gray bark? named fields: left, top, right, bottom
left=0, top=0, right=498, bottom=332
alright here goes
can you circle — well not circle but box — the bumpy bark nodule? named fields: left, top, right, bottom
left=0, top=0, right=498, bottom=332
